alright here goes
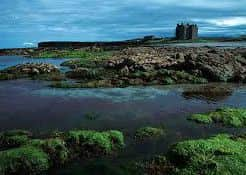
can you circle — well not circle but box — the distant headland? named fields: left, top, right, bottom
left=37, top=24, right=245, bottom=49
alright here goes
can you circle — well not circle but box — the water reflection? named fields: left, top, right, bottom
left=32, top=87, right=172, bottom=103
left=182, top=84, right=234, bottom=102
left=0, top=80, right=246, bottom=174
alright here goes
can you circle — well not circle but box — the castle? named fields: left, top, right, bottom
left=176, top=23, right=198, bottom=40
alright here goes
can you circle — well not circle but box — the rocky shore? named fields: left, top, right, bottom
left=59, top=47, right=246, bottom=87
left=0, top=46, right=246, bottom=87
left=0, top=63, right=60, bottom=80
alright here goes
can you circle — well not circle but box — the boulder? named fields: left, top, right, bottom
left=66, top=68, right=99, bottom=79
left=1, top=63, right=59, bottom=75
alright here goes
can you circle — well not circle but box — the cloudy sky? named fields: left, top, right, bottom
left=0, top=0, right=245, bottom=48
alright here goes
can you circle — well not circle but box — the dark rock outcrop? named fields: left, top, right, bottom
left=1, top=63, right=59, bottom=75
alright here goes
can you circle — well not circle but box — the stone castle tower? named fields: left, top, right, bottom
left=176, top=23, right=198, bottom=40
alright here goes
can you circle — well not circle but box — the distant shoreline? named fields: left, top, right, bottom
left=38, top=36, right=246, bottom=48
left=0, top=36, right=245, bottom=50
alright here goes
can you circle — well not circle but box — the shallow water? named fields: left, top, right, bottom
left=0, top=56, right=68, bottom=72
left=0, top=56, right=246, bottom=174
left=156, top=41, right=246, bottom=48
left=1, top=80, right=245, bottom=133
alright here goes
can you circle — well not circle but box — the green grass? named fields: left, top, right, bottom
left=168, top=134, right=246, bottom=175
left=32, top=49, right=114, bottom=59
left=30, top=49, right=115, bottom=70
left=189, top=108, right=246, bottom=127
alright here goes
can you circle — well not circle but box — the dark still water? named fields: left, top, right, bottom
left=0, top=79, right=246, bottom=174
left=0, top=80, right=245, bottom=133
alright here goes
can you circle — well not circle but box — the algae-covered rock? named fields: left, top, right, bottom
left=66, top=67, right=101, bottom=79
left=31, top=72, right=65, bottom=81
left=81, top=79, right=113, bottom=88
left=168, top=134, right=246, bottom=175
left=1, top=63, right=59, bottom=75
left=65, top=130, right=124, bottom=156
left=0, top=63, right=60, bottom=81
left=188, top=108, right=246, bottom=127
left=0, top=73, right=18, bottom=80
left=182, top=84, right=233, bottom=102
left=0, top=129, right=125, bottom=174
left=84, top=112, right=101, bottom=120
left=0, top=130, right=32, bottom=149
left=30, top=138, right=69, bottom=166
left=0, top=146, right=49, bottom=175
left=189, top=114, right=213, bottom=124
left=136, top=155, right=174, bottom=175
left=135, top=127, right=165, bottom=140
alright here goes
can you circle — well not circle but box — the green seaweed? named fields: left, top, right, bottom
left=42, top=139, right=69, bottom=165
left=0, top=130, right=32, bottom=149
left=0, top=129, right=125, bottom=174
left=0, top=73, right=18, bottom=81
left=136, top=155, right=174, bottom=175
left=189, top=108, right=246, bottom=127
left=65, top=130, right=124, bottom=155
left=189, top=114, right=213, bottom=124
left=30, top=138, right=69, bottom=165
left=49, top=81, right=83, bottom=88
left=0, top=146, right=49, bottom=175
left=135, top=127, right=165, bottom=140
left=84, top=112, right=100, bottom=120
left=31, top=72, right=65, bottom=81
left=78, top=159, right=143, bottom=175
left=168, top=134, right=246, bottom=175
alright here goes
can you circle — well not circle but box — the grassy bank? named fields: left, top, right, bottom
left=28, top=48, right=115, bottom=60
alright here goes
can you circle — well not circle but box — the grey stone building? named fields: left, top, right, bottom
left=176, top=23, right=198, bottom=40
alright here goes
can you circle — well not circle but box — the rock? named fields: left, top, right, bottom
left=66, top=68, right=99, bottom=79
left=176, top=53, right=184, bottom=60
left=0, top=129, right=125, bottom=175
left=135, top=127, right=166, bottom=140
left=32, top=68, right=40, bottom=75
left=140, top=64, right=155, bottom=71
left=103, top=47, right=246, bottom=85
left=184, top=51, right=245, bottom=82
left=105, top=47, right=186, bottom=71
left=182, top=84, right=233, bottom=101
left=120, top=66, right=129, bottom=76
left=1, top=63, right=59, bottom=75
left=168, top=134, right=246, bottom=175
left=188, top=107, right=246, bottom=127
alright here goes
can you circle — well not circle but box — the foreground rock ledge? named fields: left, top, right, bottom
left=62, top=47, right=246, bottom=87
